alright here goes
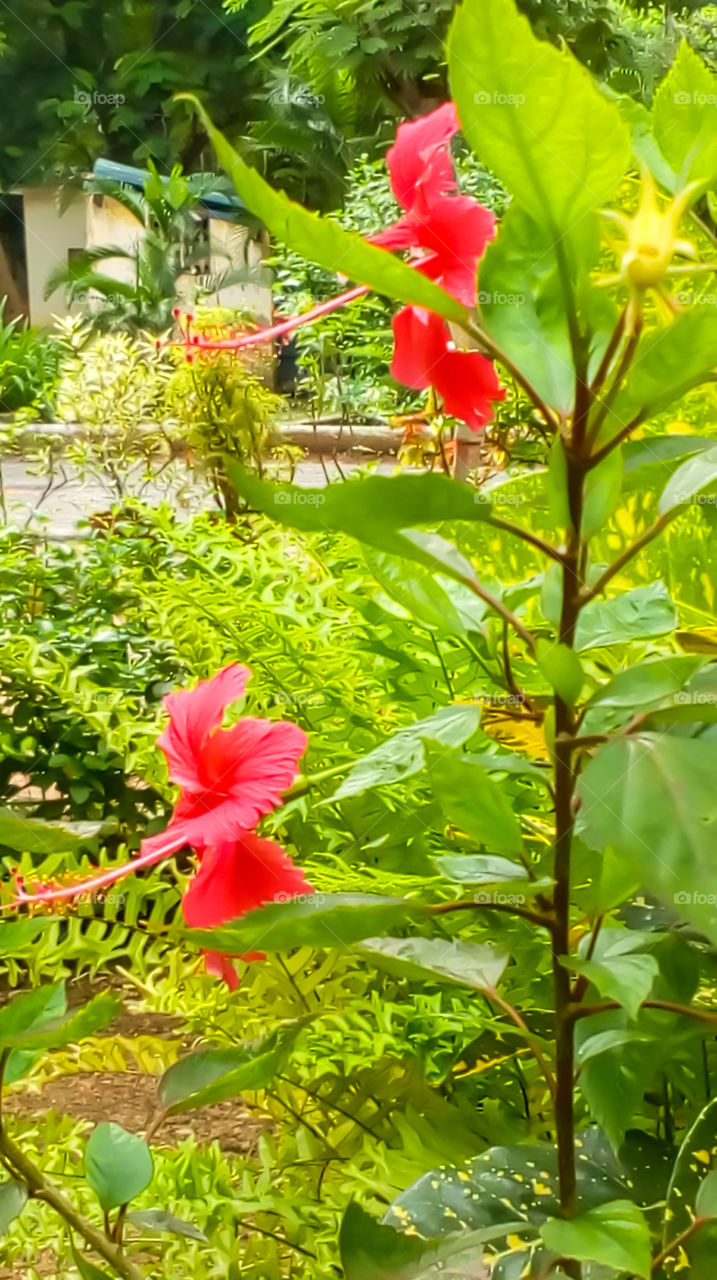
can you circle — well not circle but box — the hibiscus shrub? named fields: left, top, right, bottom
left=7, top=0, right=717, bottom=1276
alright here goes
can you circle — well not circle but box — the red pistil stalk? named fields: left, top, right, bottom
left=171, top=285, right=369, bottom=356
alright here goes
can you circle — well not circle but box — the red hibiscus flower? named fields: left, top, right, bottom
left=11, top=665, right=312, bottom=989
left=371, top=103, right=505, bottom=431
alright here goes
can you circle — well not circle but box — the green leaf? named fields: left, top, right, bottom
left=84, top=1123, right=153, bottom=1211
left=427, top=749, right=523, bottom=854
left=578, top=1032, right=663, bottom=1149
left=604, top=308, right=717, bottom=433
left=158, top=1022, right=306, bottom=1113
left=575, top=582, right=676, bottom=651
left=364, top=548, right=487, bottom=639
left=659, top=443, right=717, bottom=516
left=696, top=1171, right=717, bottom=1218
left=0, top=992, right=121, bottom=1050
left=0, top=809, right=109, bottom=854
left=577, top=734, right=717, bottom=944
left=432, top=854, right=528, bottom=884
left=545, top=438, right=572, bottom=530
left=229, top=467, right=498, bottom=597
left=479, top=206, right=576, bottom=413
left=535, top=640, right=584, bottom=705
left=653, top=42, right=717, bottom=186
left=186, top=894, right=430, bottom=955
left=340, top=1201, right=523, bottom=1280
left=181, top=95, right=467, bottom=326
left=126, top=1209, right=208, bottom=1242
left=332, top=705, right=480, bottom=802
left=568, top=929, right=659, bottom=1020
left=541, top=1200, right=651, bottom=1279
left=663, top=1098, right=717, bottom=1258
left=230, top=467, right=494, bottom=545
left=0, top=982, right=66, bottom=1043
left=357, top=937, right=508, bottom=992
left=387, top=1140, right=625, bottom=1240
left=0, top=918, right=57, bottom=956
left=72, top=1250, right=112, bottom=1280
left=448, top=0, right=629, bottom=232
left=582, top=656, right=703, bottom=733
left=0, top=1180, right=28, bottom=1235
left=582, top=447, right=624, bottom=538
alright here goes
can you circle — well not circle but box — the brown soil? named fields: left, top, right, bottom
left=5, top=1070, right=266, bottom=1153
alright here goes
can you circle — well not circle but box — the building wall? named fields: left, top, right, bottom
left=22, top=188, right=86, bottom=326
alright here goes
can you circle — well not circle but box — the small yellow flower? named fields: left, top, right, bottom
left=619, top=171, right=698, bottom=291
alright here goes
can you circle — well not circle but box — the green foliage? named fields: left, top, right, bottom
left=0, top=301, right=60, bottom=417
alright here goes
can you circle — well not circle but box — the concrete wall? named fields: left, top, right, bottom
left=22, top=187, right=273, bottom=327
left=22, top=188, right=86, bottom=326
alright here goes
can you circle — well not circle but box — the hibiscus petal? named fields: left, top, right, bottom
left=201, top=716, right=308, bottom=826
left=433, top=348, right=505, bottom=432
left=390, top=306, right=450, bottom=389
left=158, top=664, right=251, bottom=789
left=182, top=834, right=313, bottom=929
left=386, top=102, right=460, bottom=210
left=203, top=950, right=241, bottom=990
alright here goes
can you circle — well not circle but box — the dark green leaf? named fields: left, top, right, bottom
left=535, top=640, right=583, bottom=705
left=540, top=1200, right=651, bottom=1278
left=577, top=734, right=717, bottom=944
left=0, top=809, right=109, bottom=855
left=158, top=1021, right=306, bottom=1113
left=427, top=749, right=523, bottom=854
left=332, top=706, right=480, bottom=802
left=186, top=894, right=430, bottom=955
left=659, top=443, right=717, bottom=516
left=357, top=937, right=508, bottom=992
left=575, top=582, right=676, bottom=651
left=85, top=1123, right=153, bottom=1210
left=0, top=993, right=121, bottom=1050
left=0, top=1180, right=28, bottom=1235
